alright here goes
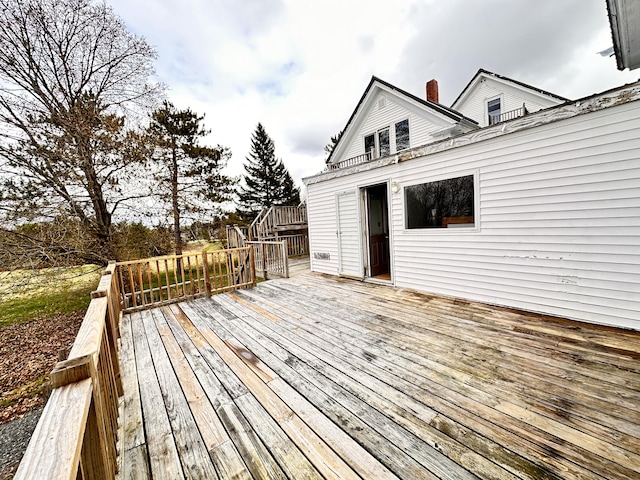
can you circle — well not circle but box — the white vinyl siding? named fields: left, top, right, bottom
left=306, top=100, right=640, bottom=330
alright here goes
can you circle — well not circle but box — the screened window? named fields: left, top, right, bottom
left=405, top=175, right=475, bottom=229
left=395, top=119, right=409, bottom=151
left=488, top=98, right=501, bottom=125
left=378, top=128, right=390, bottom=157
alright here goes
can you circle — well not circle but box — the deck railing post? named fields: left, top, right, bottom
left=281, top=240, right=289, bottom=278
left=261, top=242, right=267, bottom=279
left=249, top=245, right=257, bottom=286
left=201, top=251, right=212, bottom=297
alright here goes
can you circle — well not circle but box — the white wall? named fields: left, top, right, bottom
left=307, top=100, right=640, bottom=330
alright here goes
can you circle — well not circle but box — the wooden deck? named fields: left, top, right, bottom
left=117, top=270, right=640, bottom=480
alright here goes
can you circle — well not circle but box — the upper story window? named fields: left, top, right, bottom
left=487, top=98, right=501, bottom=125
left=364, top=134, right=375, bottom=158
left=378, top=128, right=390, bottom=157
left=405, top=174, right=475, bottom=229
left=395, top=119, right=409, bottom=151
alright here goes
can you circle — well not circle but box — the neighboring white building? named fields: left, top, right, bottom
left=305, top=73, right=640, bottom=331
left=451, top=69, right=568, bottom=127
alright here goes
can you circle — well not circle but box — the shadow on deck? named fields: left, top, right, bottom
left=118, top=270, right=640, bottom=479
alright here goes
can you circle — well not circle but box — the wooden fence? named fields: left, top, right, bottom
left=15, top=263, right=123, bottom=480
left=116, top=247, right=255, bottom=313
left=248, top=240, right=289, bottom=279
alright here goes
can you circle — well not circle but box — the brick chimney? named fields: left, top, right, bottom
left=426, top=79, right=439, bottom=103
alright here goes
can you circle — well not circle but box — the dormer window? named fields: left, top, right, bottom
left=488, top=98, right=501, bottom=125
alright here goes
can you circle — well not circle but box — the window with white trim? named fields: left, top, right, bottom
left=395, top=119, right=409, bottom=151
left=378, top=128, right=390, bottom=157
left=487, top=98, right=501, bottom=125
left=405, top=175, right=475, bottom=229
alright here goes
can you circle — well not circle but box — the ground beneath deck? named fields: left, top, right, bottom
left=118, top=271, right=640, bottom=480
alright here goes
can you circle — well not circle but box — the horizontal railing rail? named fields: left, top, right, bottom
left=248, top=240, right=289, bottom=279
left=116, top=247, right=255, bottom=314
left=15, top=263, right=123, bottom=480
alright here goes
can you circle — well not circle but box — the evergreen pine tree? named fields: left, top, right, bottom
left=238, top=123, right=300, bottom=217
left=148, top=101, right=234, bottom=256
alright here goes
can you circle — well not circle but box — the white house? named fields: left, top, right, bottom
left=304, top=72, right=640, bottom=331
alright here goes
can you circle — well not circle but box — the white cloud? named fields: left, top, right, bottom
left=107, top=0, right=640, bottom=193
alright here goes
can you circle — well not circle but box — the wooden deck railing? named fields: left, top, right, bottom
left=15, top=263, right=123, bottom=480
left=262, top=233, right=309, bottom=256
left=15, top=247, right=258, bottom=479
left=116, top=247, right=255, bottom=313
left=248, top=240, right=289, bottom=279
left=226, top=224, right=248, bottom=248
left=253, top=205, right=307, bottom=240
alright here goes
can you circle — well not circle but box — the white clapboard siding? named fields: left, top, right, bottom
left=306, top=97, right=640, bottom=330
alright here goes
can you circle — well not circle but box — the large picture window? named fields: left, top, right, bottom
left=405, top=175, right=475, bottom=229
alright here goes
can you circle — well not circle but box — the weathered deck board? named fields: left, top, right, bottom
left=118, top=270, right=640, bottom=480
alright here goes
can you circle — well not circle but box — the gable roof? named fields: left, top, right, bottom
left=326, top=76, right=477, bottom=165
left=451, top=68, right=569, bottom=110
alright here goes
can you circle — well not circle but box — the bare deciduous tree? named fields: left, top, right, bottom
left=0, top=0, right=163, bottom=266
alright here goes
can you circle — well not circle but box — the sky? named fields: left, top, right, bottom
left=107, top=0, right=639, bottom=196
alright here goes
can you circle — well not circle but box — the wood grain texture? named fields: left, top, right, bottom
left=14, top=379, right=93, bottom=480
left=117, top=270, right=640, bottom=480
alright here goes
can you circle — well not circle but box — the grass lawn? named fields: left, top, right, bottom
left=0, top=265, right=101, bottom=328
left=1, top=265, right=102, bottom=423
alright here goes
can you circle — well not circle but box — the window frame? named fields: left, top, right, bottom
left=486, top=95, right=503, bottom=126
left=403, top=171, right=480, bottom=233
left=364, top=133, right=376, bottom=158
left=377, top=127, right=390, bottom=157
left=394, top=118, right=410, bottom=152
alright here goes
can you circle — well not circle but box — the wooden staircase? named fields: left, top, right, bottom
left=249, top=205, right=307, bottom=241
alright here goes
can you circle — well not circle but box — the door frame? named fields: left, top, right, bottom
left=359, top=181, right=393, bottom=282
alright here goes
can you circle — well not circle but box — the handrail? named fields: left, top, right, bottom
left=116, top=247, right=255, bottom=314
left=226, top=224, right=248, bottom=248
left=15, top=263, right=123, bottom=480
left=249, top=207, right=268, bottom=240
left=254, top=205, right=307, bottom=240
